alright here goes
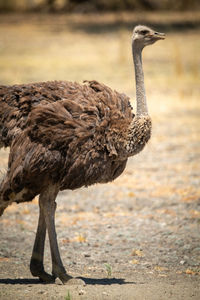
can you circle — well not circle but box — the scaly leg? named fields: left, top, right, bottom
left=40, top=185, right=73, bottom=284
left=30, top=196, right=54, bottom=282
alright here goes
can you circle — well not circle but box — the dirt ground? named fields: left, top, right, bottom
left=0, top=12, right=200, bottom=300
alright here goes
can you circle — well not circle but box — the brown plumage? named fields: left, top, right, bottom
left=1, top=80, right=134, bottom=201
left=0, top=25, right=165, bottom=284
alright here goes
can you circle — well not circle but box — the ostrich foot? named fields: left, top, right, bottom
left=55, top=274, right=85, bottom=285
left=30, top=260, right=54, bottom=283
left=31, top=268, right=54, bottom=283
left=38, top=272, right=55, bottom=283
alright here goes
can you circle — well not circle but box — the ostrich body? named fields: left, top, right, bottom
left=0, top=25, right=165, bottom=284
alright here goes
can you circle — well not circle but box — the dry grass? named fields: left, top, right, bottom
left=0, top=14, right=199, bottom=101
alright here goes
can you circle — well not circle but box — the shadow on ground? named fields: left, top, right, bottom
left=0, top=277, right=135, bottom=285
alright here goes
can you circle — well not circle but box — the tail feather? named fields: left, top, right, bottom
left=0, top=171, right=10, bottom=216
left=0, top=170, right=37, bottom=216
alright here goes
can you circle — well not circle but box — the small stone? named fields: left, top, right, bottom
left=78, top=289, right=86, bottom=295
left=183, top=244, right=191, bottom=251
left=180, top=260, right=185, bottom=265
left=38, top=290, right=45, bottom=294
left=84, top=253, right=91, bottom=257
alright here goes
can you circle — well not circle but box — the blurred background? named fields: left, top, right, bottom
left=0, top=1, right=200, bottom=294
left=0, top=0, right=200, bottom=12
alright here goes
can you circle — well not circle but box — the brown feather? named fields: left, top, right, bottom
left=1, top=80, right=137, bottom=211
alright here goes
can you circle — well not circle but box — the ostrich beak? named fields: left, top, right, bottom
left=153, top=31, right=166, bottom=40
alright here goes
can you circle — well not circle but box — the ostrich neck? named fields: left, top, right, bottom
left=124, top=43, right=151, bottom=157
left=132, top=44, right=148, bottom=116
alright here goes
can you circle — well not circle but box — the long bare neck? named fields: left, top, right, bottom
left=132, top=43, right=148, bottom=116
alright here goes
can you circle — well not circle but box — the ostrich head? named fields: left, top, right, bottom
left=132, top=25, right=165, bottom=48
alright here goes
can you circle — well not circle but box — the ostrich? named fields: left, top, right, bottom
left=0, top=25, right=165, bottom=284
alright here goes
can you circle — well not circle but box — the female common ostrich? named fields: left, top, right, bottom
left=0, top=25, right=165, bottom=284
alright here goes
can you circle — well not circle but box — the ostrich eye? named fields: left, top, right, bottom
left=140, top=30, right=149, bottom=35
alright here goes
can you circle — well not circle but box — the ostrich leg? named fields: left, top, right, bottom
left=30, top=198, right=53, bottom=282
left=39, top=185, right=72, bottom=284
